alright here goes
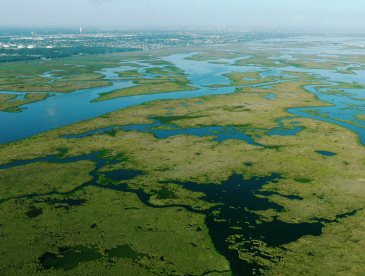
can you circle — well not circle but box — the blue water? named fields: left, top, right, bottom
left=288, top=84, right=365, bottom=144
left=315, top=151, right=337, bottom=156
left=61, top=122, right=265, bottom=147
left=1, top=42, right=365, bottom=146
left=60, top=113, right=307, bottom=148
left=265, top=117, right=304, bottom=136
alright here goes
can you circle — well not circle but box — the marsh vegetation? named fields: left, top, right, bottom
left=1, top=41, right=365, bottom=275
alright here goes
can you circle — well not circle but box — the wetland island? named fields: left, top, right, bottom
left=2, top=35, right=365, bottom=276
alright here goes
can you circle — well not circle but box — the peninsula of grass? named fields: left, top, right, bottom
left=54, top=74, right=105, bottom=82
left=208, top=71, right=276, bottom=87
left=0, top=93, right=16, bottom=103
left=185, top=51, right=244, bottom=61
left=0, top=81, right=112, bottom=93
left=92, top=77, right=197, bottom=102
left=336, top=69, right=356, bottom=74
left=116, top=70, right=145, bottom=78
left=0, top=93, right=52, bottom=112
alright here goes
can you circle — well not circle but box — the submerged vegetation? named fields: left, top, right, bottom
left=1, top=42, right=365, bottom=275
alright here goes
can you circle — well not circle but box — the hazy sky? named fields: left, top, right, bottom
left=0, top=0, right=363, bottom=30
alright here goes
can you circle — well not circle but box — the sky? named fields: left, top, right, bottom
left=0, top=0, right=363, bottom=30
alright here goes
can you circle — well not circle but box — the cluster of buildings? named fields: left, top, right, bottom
left=0, top=29, right=292, bottom=51
left=0, top=28, right=293, bottom=61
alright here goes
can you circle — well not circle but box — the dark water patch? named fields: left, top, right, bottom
left=335, top=209, right=359, bottom=220
left=315, top=209, right=361, bottom=224
left=25, top=205, right=43, bottom=218
left=166, top=113, right=173, bottom=115
left=181, top=103, right=189, bottom=107
left=290, top=122, right=301, bottom=124
left=244, top=163, right=252, bottom=167
left=109, top=160, right=122, bottom=165
left=255, top=134, right=261, bottom=138
left=260, top=191, right=304, bottom=200
left=156, top=173, right=323, bottom=275
left=90, top=223, right=97, bottom=228
left=39, top=245, right=101, bottom=271
left=315, top=151, right=337, bottom=156
left=196, top=101, right=204, bottom=104
left=103, top=169, right=144, bottom=181
left=263, top=93, right=276, bottom=99
left=39, top=244, right=149, bottom=271
left=282, top=194, right=303, bottom=200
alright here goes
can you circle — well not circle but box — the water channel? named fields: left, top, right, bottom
left=1, top=45, right=365, bottom=145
